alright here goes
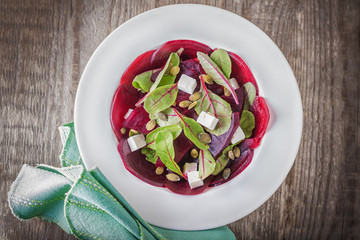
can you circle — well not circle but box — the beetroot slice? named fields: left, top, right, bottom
left=210, top=149, right=253, bottom=186
left=118, top=140, right=166, bottom=187
left=111, top=50, right=157, bottom=140
left=165, top=175, right=213, bottom=195
left=221, top=86, right=245, bottom=113
left=250, top=96, right=270, bottom=139
left=229, top=51, right=259, bottom=95
left=151, top=39, right=213, bottom=66
left=155, top=133, right=194, bottom=167
left=180, top=59, right=204, bottom=79
left=122, top=106, right=151, bottom=134
left=208, top=112, right=240, bottom=158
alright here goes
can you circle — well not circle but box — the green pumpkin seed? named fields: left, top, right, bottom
left=191, top=148, right=199, bottom=159
left=146, top=119, right=157, bottom=131
left=166, top=173, right=180, bottom=182
left=120, top=127, right=127, bottom=134
left=199, top=133, right=211, bottom=144
left=189, top=92, right=201, bottom=101
left=155, top=167, right=164, bottom=175
left=233, top=146, right=241, bottom=158
left=223, top=168, right=231, bottom=180
left=188, top=100, right=198, bottom=110
left=179, top=100, right=192, bottom=108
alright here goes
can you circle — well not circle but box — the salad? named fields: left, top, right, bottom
left=111, top=40, right=269, bottom=195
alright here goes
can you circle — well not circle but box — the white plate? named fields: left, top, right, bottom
left=75, top=4, right=302, bottom=230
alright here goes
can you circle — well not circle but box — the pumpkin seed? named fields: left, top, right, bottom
left=129, top=129, right=139, bottom=137
left=199, top=132, right=211, bottom=144
left=190, top=148, right=199, bottom=159
left=166, top=173, right=180, bottom=182
left=155, top=167, right=164, bottom=175
left=223, top=168, right=231, bottom=180
left=170, top=66, right=180, bottom=76
left=228, top=150, right=235, bottom=160
left=233, top=146, right=241, bottom=158
left=201, top=74, right=213, bottom=84
left=179, top=100, right=192, bottom=108
left=165, top=63, right=173, bottom=75
left=224, top=87, right=231, bottom=96
left=157, top=112, right=167, bottom=121
left=120, top=127, right=127, bottom=134
left=188, top=100, right=198, bottom=110
left=189, top=92, right=201, bottom=101
left=146, top=119, right=156, bottom=131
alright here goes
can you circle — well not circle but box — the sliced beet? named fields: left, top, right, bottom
left=151, top=40, right=213, bottom=66
left=210, top=149, right=253, bottom=186
left=122, top=106, right=151, bottom=134
left=208, top=112, right=240, bottom=158
left=118, top=140, right=166, bottom=187
left=221, top=86, right=245, bottom=113
left=165, top=175, right=214, bottom=195
left=250, top=96, right=270, bottom=139
left=176, top=91, right=191, bottom=103
left=206, top=84, right=223, bottom=96
left=229, top=51, right=259, bottom=95
left=180, top=59, right=204, bottom=79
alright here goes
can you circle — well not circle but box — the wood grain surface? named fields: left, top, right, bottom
left=1, top=0, right=359, bottom=239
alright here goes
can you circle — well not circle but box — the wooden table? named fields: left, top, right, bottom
left=1, top=0, right=359, bottom=239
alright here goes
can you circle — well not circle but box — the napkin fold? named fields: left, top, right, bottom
left=8, top=123, right=236, bottom=240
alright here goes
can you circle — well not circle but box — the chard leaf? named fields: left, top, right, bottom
left=149, top=52, right=180, bottom=92
left=210, top=49, right=232, bottom=79
left=239, top=110, right=255, bottom=139
left=136, top=52, right=180, bottom=106
left=149, top=107, right=180, bottom=127
left=132, top=70, right=154, bottom=92
left=144, top=84, right=178, bottom=114
left=195, top=76, right=232, bottom=136
left=141, top=147, right=158, bottom=164
left=197, top=52, right=239, bottom=104
left=243, top=82, right=256, bottom=110
left=155, top=131, right=184, bottom=177
left=173, top=108, right=209, bottom=150
left=199, top=149, right=216, bottom=180
left=212, top=145, right=234, bottom=176
left=146, top=124, right=182, bottom=150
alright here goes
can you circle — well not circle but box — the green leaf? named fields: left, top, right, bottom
left=141, top=147, right=158, bottom=164
left=243, top=82, right=256, bottom=110
left=173, top=108, right=209, bottom=150
left=198, top=150, right=216, bottom=180
left=239, top=110, right=255, bottom=139
left=197, top=52, right=239, bottom=104
left=212, top=145, right=233, bottom=176
left=132, top=70, right=155, bottom=92
left=155, top=131, right=184, bottom=177
left=146, top=124, right=182, bottom=150
left=144, top=84, right=178, bottom=114
left=195, top=76, right=232, bottom=136
left=136, top=52, right=180, bottom=106
left=149, top=52, right=180, bottom=92
left=210, top=49, right=232, bottom=79
left=149, top=107, right=180, bottom=127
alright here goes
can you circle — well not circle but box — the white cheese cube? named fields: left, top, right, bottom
left=230, top=126, right=245, bottom=144
left=197, top=111, right=219, bottom=130
left=124, top=109, right=133, bottom=119
left=127, top=134, right=146, bottom=152
left=187, top=171, right=204, bottom=189
left=177, top=74, right=197, bottom=94
left=183, top=163, right=198, bottom=176
left=229, top=78, right=240, bottom=90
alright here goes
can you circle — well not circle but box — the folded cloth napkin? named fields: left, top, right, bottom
left=8, top=123, right=236, bottom=240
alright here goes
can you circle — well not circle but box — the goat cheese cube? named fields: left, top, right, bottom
left=229, top=78, right=240, bottom=90
left=183, top=163, right=198, bottom=176
left=197, top=111, right=219, bottom=130
left=124, top=109, right=133, bottom=119
left=187, top=171, right=204, bottom=189
left=177, top=74, right=197, bottom=94
left=127, top=134, right=146, bottom=152
left=230, top=126, right=245, bottom=144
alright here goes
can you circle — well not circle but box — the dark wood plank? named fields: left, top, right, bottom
left=1, top=0, right=359, bottom=239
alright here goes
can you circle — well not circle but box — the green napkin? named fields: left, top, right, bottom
left=8, top=123, right=236, bottom=240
